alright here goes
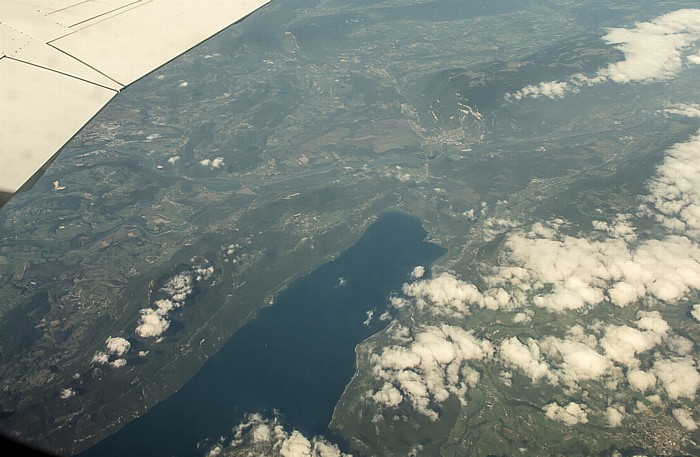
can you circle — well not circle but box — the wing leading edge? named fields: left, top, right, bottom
left=0, top=0, right=271, bottom=207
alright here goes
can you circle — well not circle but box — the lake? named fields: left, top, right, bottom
left=80, top=211, right=445, bottom=457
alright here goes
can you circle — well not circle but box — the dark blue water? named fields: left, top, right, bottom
left=80, top=212, right=445, bottom=457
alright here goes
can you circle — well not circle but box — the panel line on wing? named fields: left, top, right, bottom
left=48, top=0, right=92, bottom=15
left=65, top=0, right=145, bottom=29
left=4, top=55, right=120, bottom=92
left=62, top=0, right=154, bottom=34
left=46, top=43, right=125, bottom=88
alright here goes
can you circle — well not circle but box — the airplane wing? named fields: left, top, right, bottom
left=0, top=0, right=271, bottom=206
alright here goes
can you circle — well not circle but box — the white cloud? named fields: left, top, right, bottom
left=482, top=217, right=520, bottom=242
left=498, top=328, right=620, bottom=389
left=543, top=402, right=588, bottom=426
left=507, top=81, right=575, bottom=100
left=600, top=9, right=700, bottom=83
left=205, top=445, right=222, bottom=457
left=222, top=414, right=350, bottom=457
left=606, top=405, right=625, bottom=427
left=194, top=265, right=215, bottom=281
left=507, top=9, right=700, bottom=100
left=666, top=335, right=693, bottom=356
left=167, top=155, right=181, bottom=165
left=109, top=358, right=127, bottom=369
left=369, top=324, right=493, bottom=419
left=105, top=336, right=131, bottom=357
left=200, top=157, right=226, bottom=169
left=662, top=103, right=700, bottom=118
left=540, top=335, right=613, bottom=384
left=410, top=266, right=425, bottom=280
left=652, top=357, right=700, bottom=400
left=91, top=351, right=109, bottom=365
left=692, top=304, right=700, bottom=322
left=512, top=310, right=532, bottom=324
left=592, top=214, right=637, bottom=242
left=499, top=337, right=555, bottom=384
left=135, top=308, right=171, bottom=338
left=646, top=129, right=700, bottom=239
left=371, top=382, right=403, bottom=408
left=134, top=267, right=210, bottom=339
left=627, top=369, right=657, bottom=393
left=92, top=337, right=132, bottom=366
left=672, top=407, right=698, bottom=431
left=163, top=271, right=194, bottom=303
left=600, top=317, right=666, bottom=368
left=635, top=310, right=671, bottom=334
left=401, top=272, right=483, bottom=317
left=59, top=388, right=75, bottom=400
left=689, top=50, right=700, bottom=64
left=489, top=220, right=700, bottom=312
left=280, top=431, right=312, bottom=457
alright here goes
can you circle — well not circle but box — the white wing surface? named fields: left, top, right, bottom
left=0, top=0, right=270, bottom=205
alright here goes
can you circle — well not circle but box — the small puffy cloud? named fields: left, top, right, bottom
left=592, top=214, right=637, bottom=242
left=512, top=310, right=532, bottom=324
left=689, top=50, right=700, bottom=64
left=105, top=336, right=131, bottom=357
left=369, top=324, right=493, bottom=419
left=482, top=217, right=520, bottom=242
left=635, top=310, right=670, bottom=335
left=410, top=266, right=425, bottom=280
left=499, top=337, right=555, bottom=384
left=205, top=445, right=222, bottom=457
left=194, top=265, right=215, bottom=281
left=507, top=80, right=574, bottom=100
left=606, top=405, right=625, bottom=427
left=135, top=308, right=170, bottom=338
left=167, top=155, right=180, bottom=165
left=222, top=414, right=350, bottom=457
left=666, top=335, right=693, bottom=356
left=627, top=369, right=657, bottom=393
left=652, top=357, right=700, bottom=400
left=280, top=431, right=312, bottom=457
left=91, top=352, right=109, bottom=365
left=601, top=324, right=663, bottom=368
left=164, top=271, right=194, bottom=302
left=540, top=336, right=613, bottom=384
left=543, top=402, right=588, bottom=426
left=92, top=337, right=131, bottom=367
left=110, top=359, right=127, bottom=369
left=402, top=272, right=484, bottom=317
left=135, top=268, right=207, bottom=338
left=692, top=304, right=700, bottom=322
left=59, top=388, right=75, bottom=400
left=672, top=407, right=698, bottom=431
left=401, top=272, right=514, bottom=315
left=200, top=157, right=225, bottom=169
left=372, top=382, right=403, bottom=408
left=154, top=299, right=176, bottom=315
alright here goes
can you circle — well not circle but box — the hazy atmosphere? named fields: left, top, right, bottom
left=1, top=1, right=699, bottom=456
